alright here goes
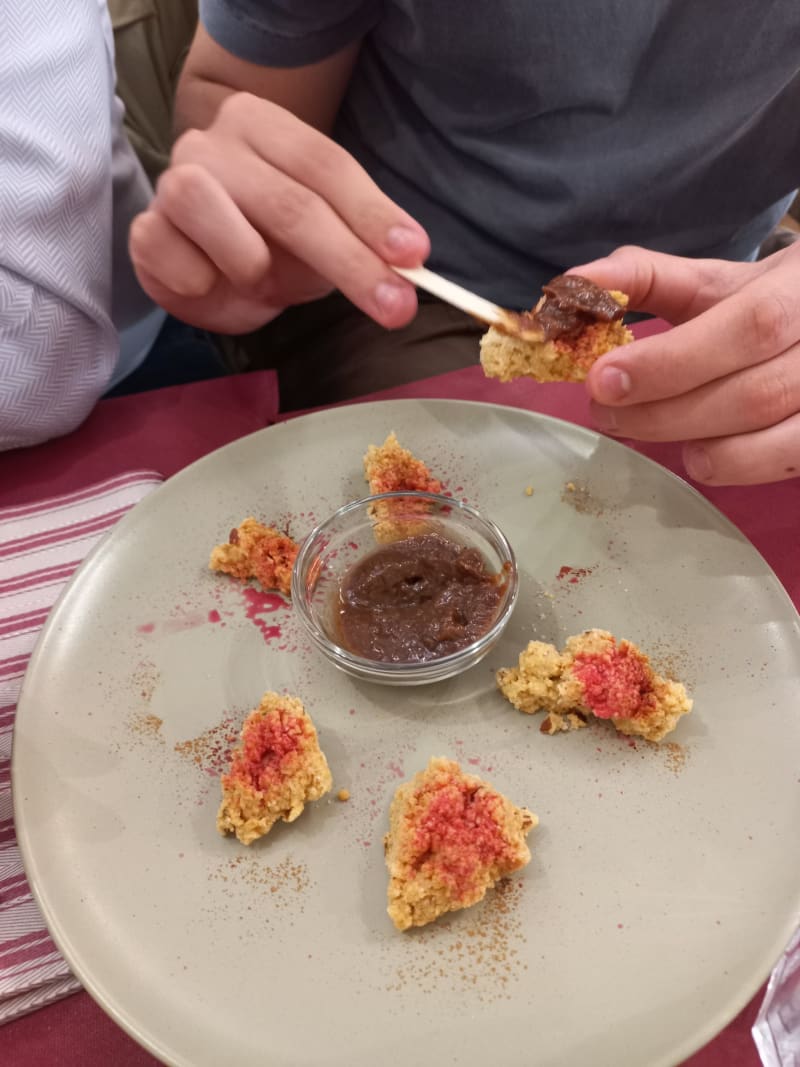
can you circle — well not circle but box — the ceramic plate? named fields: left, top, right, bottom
left=13, top=400, right=800, bottom=1067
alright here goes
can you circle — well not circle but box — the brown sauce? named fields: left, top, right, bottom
left=335, top=533, right=505, bottom=663
left=512, top=274, right=623, bottom=342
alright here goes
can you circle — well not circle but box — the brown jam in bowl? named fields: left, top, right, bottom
left=334, top=533, right=507, bottom=663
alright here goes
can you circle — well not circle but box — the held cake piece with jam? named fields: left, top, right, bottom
left=384, top=757, right=537, bottom=931
left=480, top=274, right=633, bottom=383
left=496, top=629, right=692, bottom=742
left=217, top=692, right=332, bottom=845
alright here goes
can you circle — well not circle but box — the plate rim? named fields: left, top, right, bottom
left=12, top=396, right=800, bottom=1067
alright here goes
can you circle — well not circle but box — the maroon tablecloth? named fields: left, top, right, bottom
left=4, top=329, right=796, bottom=1065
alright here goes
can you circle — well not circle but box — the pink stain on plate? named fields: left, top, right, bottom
left=136, top=623, right=155, bottom=634
left=164, top=612, right=208, bottom=634
left=208, top=609, right=222, bottom=624
left=242, top=587, right=286, bottom=643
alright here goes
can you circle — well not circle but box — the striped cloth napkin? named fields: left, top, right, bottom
left=0, top=471, right=162, bottom=1025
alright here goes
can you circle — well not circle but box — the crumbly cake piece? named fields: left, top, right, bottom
left=217, top=693, right=332, bottom=845
left=497, top=629, right=691, bottom=742
left=384, top=757, right=537, bottom=931
left=363, top=433, right=443, bottom=542
left=363, top=432, right=443, bottom=495
left=210, top=517, right=298, bottom=597
left=480, top=284, right=633, bottom=384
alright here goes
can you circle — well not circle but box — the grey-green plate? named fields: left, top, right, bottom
left=13, top=400, right=800, bottom=1067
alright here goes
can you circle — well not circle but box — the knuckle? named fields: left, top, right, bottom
left=747, top=292, right=794, bottom=356
left=235, top=247, right=271, bottom=290
left=745, top=369, right=794, bottom=427
left=279, top=132, right=350, bottom=195
left=127, top=211, right=151, bottom=256
left=216, top=91, right=262, bottom=131
left=127, top=211, right=168, bottom=275
left=270, top=183, right=316, bottom=235
left=610, top=245, right=655, bottom=301
left=156, top=164, right=209, bottom=216
left=350, top=197, right=393, bottom=238
left=170, top=127, right=207, bottom=165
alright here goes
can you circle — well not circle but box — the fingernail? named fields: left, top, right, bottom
left=591, top=406, right=619, bottom=433
left=685, top=445, right=713, bottom=482
left=374, top=280, right=408, bottom=315
left=385, top=225, right=425, bottom=254
left=596, top=366, right=632, bottom=402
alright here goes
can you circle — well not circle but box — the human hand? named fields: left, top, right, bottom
left=573, top=243, right=800, bottom=486
left=128, top=94, right=429, bottom=335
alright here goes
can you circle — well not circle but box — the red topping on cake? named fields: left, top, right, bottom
left=250, top=535, right=298, bottom=593
left=572, top=641, right=656, bottom=719
left=371, top=465, right=442, bottom=495
left=224, top=707, right=311, bottom=792
left=412, top=779, right=511, bottom=900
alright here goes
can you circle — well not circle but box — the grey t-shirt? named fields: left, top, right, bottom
left=201, top=0, right=800, bottom=308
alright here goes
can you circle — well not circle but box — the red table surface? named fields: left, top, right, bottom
left=3, top=325, right=796, bottom=1066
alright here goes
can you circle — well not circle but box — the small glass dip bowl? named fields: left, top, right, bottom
left=291, top=492, right=518, bottom=685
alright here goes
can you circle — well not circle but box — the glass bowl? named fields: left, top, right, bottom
left=291, top=492, right=518, bottom=685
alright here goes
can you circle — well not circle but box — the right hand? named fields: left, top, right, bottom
left=128, top=93, right=430, bottom=334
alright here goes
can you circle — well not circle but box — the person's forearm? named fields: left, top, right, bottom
left=174, top=23, right=361, bottom=136
left=174, top=66, right=235, bottom=135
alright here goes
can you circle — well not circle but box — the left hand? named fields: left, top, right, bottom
left=572, top=241, right=800, bottom=486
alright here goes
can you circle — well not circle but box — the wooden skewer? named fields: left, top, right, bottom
left=392, top=265, right=528, bottom=335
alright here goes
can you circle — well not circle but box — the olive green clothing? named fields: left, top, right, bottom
left=108, top=0, right=196, bottom=184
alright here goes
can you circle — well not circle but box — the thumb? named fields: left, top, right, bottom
left=568, top=245, right=753, bottom=324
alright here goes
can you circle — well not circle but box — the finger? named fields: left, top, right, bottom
left=129, top=210, right=218, bottom=298
left=682, top=412, right=800, bottom=486
left=173, top=134, right=419, bottom=328
left=569, top=245, right=757, bottom=323
left=590, top=346, right=800, bottom=441
left=586, top=268, right=800, bottom=406
left=210, top=95, right=431, bottom=267
left=133, top=264, right=284, bottom=335
left=154, top=164, right=272, bottom=291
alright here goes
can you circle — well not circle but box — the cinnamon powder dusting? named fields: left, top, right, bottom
left=664, top=742, right=687, bottom=775
left=126, top=711, right=164, bottom=742
left=130, top=659, right=160, bottom=704
left=209, top=855, right=312, bottom=913
left=174, top=716, right=239, bottom=776
left=561, top=481, right=607, bottom=517
left=386, top=878, right=527, bottom=1002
